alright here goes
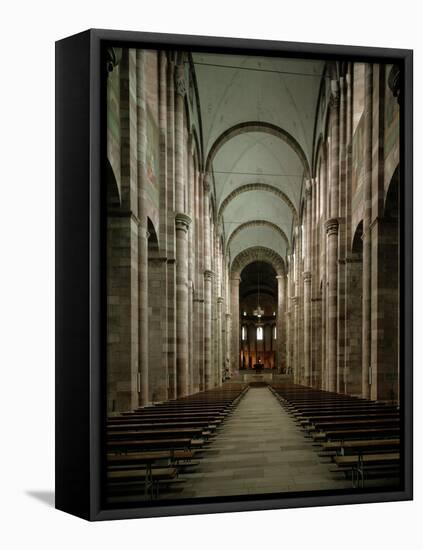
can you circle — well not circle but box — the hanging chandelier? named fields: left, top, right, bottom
left=253, top=267, right=264, bottom=320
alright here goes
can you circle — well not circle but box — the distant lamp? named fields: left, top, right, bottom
left=253, top=269, right=264, bottom=319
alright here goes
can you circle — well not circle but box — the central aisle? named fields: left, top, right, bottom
left=177, top=386, right=350, bottom=498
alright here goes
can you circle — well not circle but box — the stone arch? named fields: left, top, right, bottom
left=345, top=220, right=363, bottom=396
left=205, top=121, right=310, bottom=177
left=231, top=246, right=286, bottom=277
left=312, top=133, right=324, bottom=178
left=378, top=164, right=400, bottom=401
left=147, top=217, right=161, bottom=257
left=384, top=165, right=399, bottom=219
left=147, top=218, right=166, bottom=403
left=106, top=158, right=120, bottom=208
left=226, top=220, right=289, bottom=253
left=218, top=183, right=298, bottom=225
left=190, top=125, right=203, bottom=173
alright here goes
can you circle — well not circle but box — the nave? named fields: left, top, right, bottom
left=106, top=47, right=402, bottom=502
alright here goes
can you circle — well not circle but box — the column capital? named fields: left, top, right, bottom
left=231, top=275, right=241, bottom=283
left=291, top=295, right=299, bottom=306
left=175, top=212, right=192, bottom=232
left=225, top=313, right=231, bottom=319
left=325, top=217, right=339, bottom=236
left=204, top=269, right=214, bottom=281
left=303, top=271, right=312, bottom=282
left=217, top=296, right=224, bottom=304
left=175, top=64, right=186, bottom=97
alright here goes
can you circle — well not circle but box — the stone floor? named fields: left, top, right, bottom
left=172, top=386, right=351, bottom=499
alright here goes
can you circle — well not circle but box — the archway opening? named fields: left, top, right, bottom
left=378, top=166, right=400, bottom=402
left=345, top=221, right=363, bottom=395
left=239, top=261, right=277, bottom=371
left=147, top=219, right=167, bottom=403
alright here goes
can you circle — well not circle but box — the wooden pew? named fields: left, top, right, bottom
left=270, top=383, right=401, bottom=490
left=320, top=438, right=400, bottom=455
left=306, top=418, right=400, bottom=432
left=108, top=467, right=178, bottom=499
left=313, top=426, right=400, bottom=441
left=334, top=453, right=400, bottom=488
left=107, top=426, right=206, bottom=440
left=106, top=383, right=249, bottom=502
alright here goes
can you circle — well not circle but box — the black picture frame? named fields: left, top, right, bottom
left=55, top=28, right=413, bottom=521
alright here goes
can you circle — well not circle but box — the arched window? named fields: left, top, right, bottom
left=273, top=325, right=277, bottom=340
left=241, top=326, right=247, bottom=341
left=256, top=326, right=263, bottom=341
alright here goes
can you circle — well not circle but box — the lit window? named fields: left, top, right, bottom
left=273, top=326, right=277, bottom=340
left=257, top=326, right=263, bottom=341
left=241, top=326, right=247, bottom=341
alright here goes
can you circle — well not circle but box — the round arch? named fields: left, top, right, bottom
left=205, top=121, right=311, bottom=177
left=231, top=246, right=286, bottom=277
left=218, top=183, right=298, bottom=225
left=226, top=220, right=289, bottom=253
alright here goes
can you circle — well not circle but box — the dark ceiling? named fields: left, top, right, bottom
left=240, top=261, right=277, bottom=299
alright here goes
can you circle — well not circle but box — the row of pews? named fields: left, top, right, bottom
left=270, top=384, right=401, bottom=489
left=106, top=383, right=249, bottom=501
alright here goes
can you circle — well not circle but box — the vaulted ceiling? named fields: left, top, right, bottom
left=192, top=52, right=325, bottom=266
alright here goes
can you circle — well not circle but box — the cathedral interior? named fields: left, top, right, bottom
left=105, top=47, right=401, bottom=504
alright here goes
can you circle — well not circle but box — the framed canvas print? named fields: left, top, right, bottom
left=55, top=29, right=413, bottom=521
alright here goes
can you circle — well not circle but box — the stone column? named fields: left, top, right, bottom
left=276, top=275, right=285, bottom=372
left=204, top=269, right=213, bottom=388
left=326, top=218, right=338, bottom=392
left=158, top=51, right=169, bottom=402
left=193, top=293, right=203, bottom=394
left=197, top=173, right=205, bottom=391
left=230, top=276, right=241, bottom=376
left=174, top=62, right=191, bottom=397
left=326, top=81, right=340, bottom=393
left=303, top=271, right=312, bottom=386
left=166, top=56, right=177, bottom=400
left=187, top=151, right=195, bottom=395
left=337, top=75, right=347, bottom=394
left=362, top=64, right=373, bottom=399
left=136, top=49, right=149, bottom=407
left=292, top=295, right=299, bottom=383
left=286, top=257, right=292, bottom=374
left=225, top=312, right=231, bottom=380
left=203, top=174, right=213, bottom=389
left=192, top=164, right=202, bottom=394
left=217, top=296, right=224, bottom=385
left=175, top=214, right=192, bottom=397
left=303, top=182, right=312, bottom=386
